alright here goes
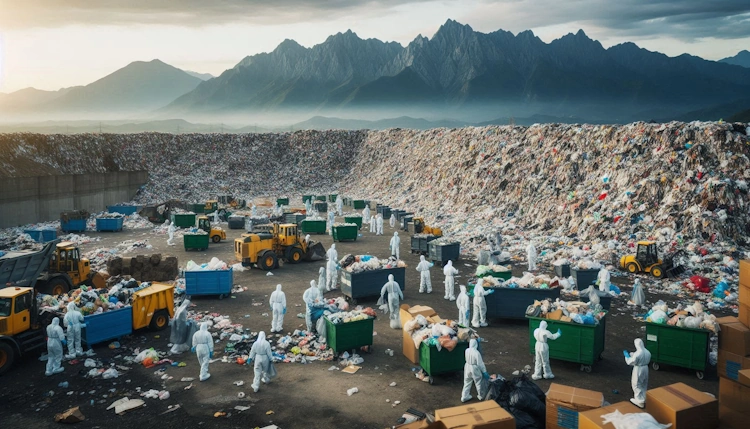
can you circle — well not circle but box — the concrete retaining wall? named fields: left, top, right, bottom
left=0, top=171, right=148, bottom=228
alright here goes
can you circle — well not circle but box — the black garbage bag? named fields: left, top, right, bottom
left=486, top=376, right=513, bottom=407
left=512, top=373, right=546, bottom=404
left=509, top=389, right=545, bottom=421
left=509, top=407, right=542, bottom=429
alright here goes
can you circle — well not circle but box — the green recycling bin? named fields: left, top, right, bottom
left=184, top=234, right=209, bottom=251
left=276, top=197, right=289, bottom=206
left=315, top=195, right=326, bottom=201
left=300, top=219, right=327, bottom=234
left=344, top=216, right=363, bottom=229
left=302, top=195, right=313, bottom=203
left=527, top=313, right=607, bottom=372
left=645, top=322, right=709, bottom=379
left=419, top=341, right=469, bottom=384
left=332, top=224, right=358, bottom=242
left=328, top=194, right=338, bottom=203
left=171, top=213, right=197, bottom=228
left=352, top=200, right=366, bottom=209
left=325, top=317, right=374, bottom=355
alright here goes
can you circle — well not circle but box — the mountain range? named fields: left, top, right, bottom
left=720, top=50, right=750, bottom=68
left=2, top=20, right=750, bottom=125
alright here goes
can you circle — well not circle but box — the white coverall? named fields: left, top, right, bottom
left=167, top=222, right=176, bottom=246
left=170, top=298, right=192, bottom=354
left=63, top=302, right=84, bottom=358
left=303, top=280, right=322, bottom=332
left=471, top=281, right=488, bottom=328
left=363, top=206, right=370, bottom=223
left=336, top=196, right=343, bottom=216
left=250, top=331, right=274, bottom=392
left=631, top=279, right=646, bottom=306
left=376, top=214, right=384, bottom=235
left=317, top=266, right=327, bottom=295
left=192, top=322, right=213, bottom=381
left=326, top=243, right=338, bottom=263
left=456, top=285, right=470, bottom=327
left=532, top=320, right=561, bottom=380
left=598, top=267, right=611, bottom=293
left=379, top=274, right=404, bottom=329
left=369, top=215, right=376, bottom=233
left=326, top=258, right=338, bottom=291
left=45, top=317, right=65, bottom=376
left=269, top=284, right=286, bottom=333
left=390, top=214, right=396, bottom=228
left=390, top=232, right=401, bottom=260
left=327, top=211, right=335, bottom=236
left=443, top=260, right=458, bottom=300
left=461, top=339, right=488, bottom=402
left=416, top=255, right=432, bottom=293
left=527, top=243, right=537, bottom=271
left=625, top=338, right=651, bottom=408
left=213, top=210, right=220, bottom=224
left=251, top=204, right=258, bottom=217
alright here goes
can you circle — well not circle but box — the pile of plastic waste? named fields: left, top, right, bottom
left=36, top=279, right=154, bottom=315
left=525, top=298, right=606, bottom=325
left=326, top=308, right=377, bottom=324
left=84, top=239, right=152, bottom=272
left=185, top=257, right=229, bottom=271
left=339, top=254, right=407, bottom=273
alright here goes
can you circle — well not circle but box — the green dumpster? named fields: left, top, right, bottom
left=276, top=197, right=289, bottom=206
left=645, top=322, right=709, bottom=379
left=328, top=194, right=338, bottom=203
left=344, top=216, right=363, bottom=229
left=315, top=195, right=326, bottom=201
left=419, top=341, right=469, bottom=384
left=184, top=233, right=209, bottom=251
left=477, top=270, right=512, bottom=281
left=190, top=203, right=206, bottom=214
left=300, top=219, right=327, bottom=234
left=325, top=317, right=374, bottom=355
left=302, top=195, right=313, bottom=204
left=171, top=213, right=197, bottom=228
left=352, top=200, right=366, bottom=209
left=332, top=224, right=358, bottom=242
left=527, top=313, right=607, bottom=372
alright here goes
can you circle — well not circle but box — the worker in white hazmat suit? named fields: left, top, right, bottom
left=369, top=215, right=376, bottom=232
left=304, top=234, right=311, bottom=246
left=625, top=338, right=651, bottom=408
left=326, top=258, right=338, bottom=291
left=390, top=213, right=396, bottom=228
left=336, top=195, right=343, bottom=216
left=378, top=274, right=404, bottom=329
left=363, top=206, right=370, bottom=223
left=631, top=278, right=646, bottom=306
left=303, top=280, right=322, bottom=332
left=213, top=209, right=220, bottom=224
left=456, top=285, right=470, bottom=326
left=390, top=231, right=401, bottom=259
left=598, top=267, right=611, bottom=293
left=326, top=243, right=338, bottom=262
left=317, top=266, right=327, bottom=295
left=376, top=213, right=384, bottom=235
left=416, top=255, right=433, bottom=293
left=461, top=339, right=488, bottom=403
left=167, top=220, right=176, bottom=246
left=45, top=317, right=66, bottom=376
left=527, top=242, right=537, bottom=271
left=532, top=321, right=561, bottom=380
left=251, top=204, right=258, bottom=217
left=269, top=284, right=286, bottom=333
left=249, top=331, right=276, bottom=392
left=472, top=280, right=492, bottom=328
left=327, top=210, right=335, bottom=236
left=191, top=322, right=213, bottom=381
left=305, top=200, right=311, bottom=214
left=443, top=260, right=458, bottom=300
left=170, top=298, right=194, bottom=354
left=63, top=302, right=85, bottom=358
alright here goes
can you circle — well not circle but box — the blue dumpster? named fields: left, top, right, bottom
left=60, top=218, right=87, bottom=233
left=96, top=217, right=124, bottom=232
left=82, top=307, right=133, bottom=346
left=23, top=229, right=57, bottom=243
left=107, top=205, right=138, bottom=216
left=185, top=268, right=233, bottom=298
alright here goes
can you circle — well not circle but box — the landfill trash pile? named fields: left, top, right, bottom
left=404, top=315, right=472, bottom=351
left=644, top=299, right=720, bottom=332
left=96, top=212, right=125, bottom=219
left=339, top=254, right=407, bottom=273
left=475, top=264, right=512, bottom=276
left=332, top=222, right=359, bottom=227
left=525, top=299, right=606, bottom=325
left=479, top=272, right=562, bottom=290
left=59, top=233, right=100, bottom=246
left=107, top=253, right=179, bottom=281
left=85, top=239, right=153, bottom=272
left=326, top=308, right=377, bottom=324
left=185, top=257, right=229, bottom=271
left=37, top=279, right=153, bottom=315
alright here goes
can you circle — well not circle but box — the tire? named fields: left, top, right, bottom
left=212, top=235, right=221, bottom=243
left=696, top=371, right=704, bottom=380
left=651, top=362, right=660, bottom=371
left=651, top=265, right=663, bottom=279
left=149, top=310, right=169, bottom=331
left=288, top=247, right=303, bottom=264
left=0, top=342, right=15, bottom=376
left=626, top=263, right=639, bottom=274
left=258, top=251, right=277, bottom=271
left=42, top=277, right=70, bottom=296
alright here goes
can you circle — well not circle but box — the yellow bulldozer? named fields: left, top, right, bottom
left=234, top=223, right=326, bottom=270
left=413, top=217, right=443, bottom=236
left=198, top=216, right=226, bottom=243
left=619, top=241, right=685, bottom=279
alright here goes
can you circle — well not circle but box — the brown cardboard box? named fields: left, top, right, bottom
left=434, top=401, right=515, bottom=429
left=738, top=284, right=750, bottom=307
left=740, top=260, right=750, bottom=286
left=717, top=350, right=750, bottom=381
left=578, top=401, right=653, bottom=429
left=719, top=377, right=750, bottom=416
left=739, top=304, right=750, bottom=328
left=645, top=382, right=718, bottom=429
left=718, top=321, right=750, bottom=356
left=719, top=405, right=748, bottom=429
left=738, top=369, right=750, bottom=387
left=396, top=420, right=431, bottom=429
left=401, top=304, right=438, bottom=364
left=547, top=309, right=564, bottom=320
left=546, top=383, right=604, bottom=429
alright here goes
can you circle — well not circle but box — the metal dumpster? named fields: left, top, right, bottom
left=190, top=203, right=206, bottom=214
left=527, top=313, right=607, bottom=372
left=325, top=317, right=374, bottom=355
left=344, top=216, right=363, bottom=229
left=184, top=234, right=209, bottom=251
left=410, top=235, right=437, bottom=255
left=302, top=195, right=313, bottom=203
left=645, top=322, right=709, bottom=379
left=477, top=270, right=512, bottom=281
left=82, top=306, right=133, bottom=346
left=378, top=206, right=391, bottom=219
left=554, top=264, right=571, bottom=278
left=315, top=195, right=326, bottom=201
left=107, top=205, right=138, bottom=216
left=227, top=215, right=246, bottom=229
left=285, top=213, right=307, bottom=225
left=486, top=287, right=561, bottom=319
left=401, top=215, right=414, bottom=231
left=300, top=219, right=327, bottom=234
left=185, top=268, right=233, bottom=298
left=340, top=266, right=405, bottom=304
left=277, top=198, right=289, bottom=206
left=332, top=224, right=358, bottom=242
left=572, top=268, right=599, bottom=289
left=352, top=200, right=366, bottom=209
left=23, top=229, right=57, bottom=243
left=328, top=194, right=338, bottom=203
left=390, top=209, right=404, bottom=220
left=60, top=218, right=87, bottom=233
left=419, top=341, right=469, bottom=384
left=171, top=213, right=196, bottom=228
left=96, top=217, right=124, bottom=232
left=314, top=202, right=328, bottom=213
left=428, top=241, right=460, bottom=265
left=397, top=211, right=414, bottom=221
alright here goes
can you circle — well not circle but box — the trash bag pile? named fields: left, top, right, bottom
left=339, top=254, right=406, bottom=273
left=486, top=373, right=546, bottom=429
left=332, top=222, right=358, bottom=227
left=326, top=307, right=377, bottom=324
left=185, top=257, right=230, bottom=271
left=477, top=272, right=563, bottom=290
left=644, top=299, right=720, bottom=333
left=96, top=212, right=124, bottom=219
left=403, top=315, right=473, bottom=352
left=525, top=298, right=606, bottom=325
left=37, top=280, right=153, bottom=315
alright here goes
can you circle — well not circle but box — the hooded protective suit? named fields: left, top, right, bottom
left=327, top=211, right=335, bottom=236
left=363, top=206, right=371, bottom=223
left=192, top=322, right=213, bottom=381
left=326, top=258, right=338, bottom=291
left=631, top=279, right=646, bottom=306
left=63, top=302, right=84, bottom=358
left=532, top=321, right=561, bottom=380
left=45, top=317, right=65, bottom=376
left=167, top=221, right=176, bottom=246
left=378, top=274, right=404, bottom=329
left=326, top=243, right=338, bottom=263
left=213, top=210, right=220, bottom=224
left=170, top=299, right=195, bottom=354
left=416, top=255, right=433, bottom=293
left=376, top=214, right=384, bottom=235
left=456, top=285, right=470, bottom=327
left=389, top=214, right=396, bottom=228
left=304, top=280, right=322, bottom=332
left=369, top=215, right=376, bottom=233
left=598, top=267, right=611, bottom=293
left=269, top=284, right=286, bottom=333
left=471, top=281, right=488, bottom=328
left=625, top=338, right=651, bottom=407
left=527, top=243, right=537, bottom=271
left=251, top=204, right=258, bottom=217
left=336, top=195, right=343, bottom=216
left=305, top=200, right=312, bottom=214
left=317, top=266, right=327, bottom=295
left=250, top=331, right=275, bottom=392
left=443, top=260, right=458, bottom=300
left=390, top=232, right=401, bottom=260
left=461, top=339, right=488, bottom=402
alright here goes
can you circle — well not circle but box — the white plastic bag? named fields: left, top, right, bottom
left=601, top=410, right=671, bottom=429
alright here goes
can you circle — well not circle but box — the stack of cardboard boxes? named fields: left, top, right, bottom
left=718, top=260, right=750, bottom=428
left=397, top=401, right=515, bottom=429
left=545, top=384, right=604, bottom=429
left=400, top=304, right=441, bottom=364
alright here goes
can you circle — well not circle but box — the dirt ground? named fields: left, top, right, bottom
left=0, top=214, right=731, bottom=429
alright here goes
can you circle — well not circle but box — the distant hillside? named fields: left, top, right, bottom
left=720, top=50, right=750, bottom=68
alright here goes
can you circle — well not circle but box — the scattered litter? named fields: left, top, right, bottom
left=55, top=406, right=85, bottom=423
left=341, top=365, right=361, bottom=374
left=347, top=387, right=359, bottom=396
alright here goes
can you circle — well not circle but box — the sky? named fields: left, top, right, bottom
left=1, top=0, right=749, bottom=93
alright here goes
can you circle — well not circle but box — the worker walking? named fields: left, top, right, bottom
left=167, top=220, right=176, bottom=246
left=326, top=243, right=338, bottom=263
left=416, top=255, right=433, bottom=293
left=532, top=321, right=561, bottom=380
left=326, top=258, right=338, bottom=291
left=251, top=204, right=258, bottom=217
left=461, top=339, right=488, bottom=403
left=249, top=331, right=276, bottom=393
left=303, top=280, right=322, bottom=332
left=336, top=195, right=343, bottom=216
left=527, top=242, right=537, bottom=271
left=45, top=317, right=66, bottom=376
left=327, top=210, right=335, bottom=236
left=471, top=279, right=492, bottom=328
left=376, top=213, right=384, bottom=235
left=63, top=302, right=85, bottom=358
left=443, top=260, right=458, bottom=301
left=269, top=284, right=286, bottom=333
left=625, top=339, right=651, bottom=408
left=389, top=213, right=396, bottom=228
left=191, top=322, right=213, bottom=382
left=456, top=285, right=470, bottom=326
left=317, top=266, right=327, bottom=295
left=390, top=232, right=401, bottom=259
left=378, top=274, right=404, bottom=329
left=363, top=206, right=370, bottom=223
left=369, top=215, right=377, bottom=233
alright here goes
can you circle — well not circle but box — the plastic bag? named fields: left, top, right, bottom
left=600, top=410, right=671, bottom=429
left=509, top=406, right=542, bottom=429
left=509, top=389, right=545, bottom=420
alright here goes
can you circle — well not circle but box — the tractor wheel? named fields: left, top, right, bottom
left=212, top=235, right=221, bottom=243
left=626, top=263, right=639, bottom=274
left=258, top=251, right=278, bottom=271
left=150, top=310, right=169, bottom=331
left=0, top=342, right=15, bottom=375
left=288, top=247, right=303, bottom=264
left=651, top=265, right=663, bottom=279
left=42, top=278, right=69, bottom=296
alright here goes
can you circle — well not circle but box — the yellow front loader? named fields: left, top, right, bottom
left=234, top=223, right=326, bottom=270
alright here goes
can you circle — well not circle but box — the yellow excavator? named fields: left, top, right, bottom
left=413, top=217, right=443, bottom=237
left=620, top=241, right=685, bottom=279
left=234, top=223, right=326, bottom=270
left=197, top=216, right=226, bottom=243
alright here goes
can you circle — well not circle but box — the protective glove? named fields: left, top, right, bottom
left=61, top=339, right=67, bottom=346
left=556, top=329, right=562, bottom=336
left=209, top=351, right=214, bottom=359
left=483, top=372, right=490, bottom=380
left=623, top=350, right=630, bottom=358
left=81, top=323, right=87, bottom=328
left=429, top=263, right=434, bottom=268
left=283, top=307, right=287, bottom=315
left=191, top=346, right=196, bottom=353
left=486, top=289, right=495, bottom=295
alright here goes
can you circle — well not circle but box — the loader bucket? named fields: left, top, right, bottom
left=305, top=242, right=326, bottom=261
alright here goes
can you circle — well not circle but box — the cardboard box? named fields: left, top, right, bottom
left=740, top=260, right=750, bottom=285
left=739, top=304, right=750, bottom=328
left=739, top=369, right=750, bottom=387
left=739, top=284, right=750, bottom=307
left=396, top=420, right=431, bottom=429
left=645, top=382, right=718, bottom=429
left=547, top=309, right=564, bottom=320
left=717, top=350, right=750, bottom=381
left=719, top=405, right=748, bottom=429
left=434, top=401, right=515, bottom=429
left=546, top=383, right=604, bottom=429
left=578, top=401, right=652, bottom=429
left=401, top=304, right=438, bottom=364
left=718, top=321, right=750, bottom=356
left=720, top=376, right=750, bottom=413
